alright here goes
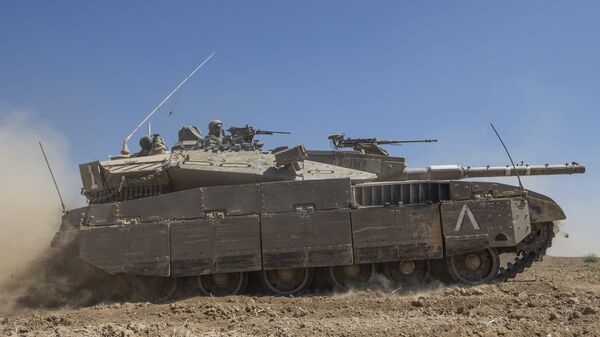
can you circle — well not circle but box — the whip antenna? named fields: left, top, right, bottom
left=490, top=123, right=524, bottom=191
left=39, top=141, right=66, bottom=213
left=121, top=51, right=216, bottom=155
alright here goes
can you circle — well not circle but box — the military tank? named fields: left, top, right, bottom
left=51, top=122, right=585, bottom=299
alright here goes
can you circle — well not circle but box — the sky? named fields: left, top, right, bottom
left=0, top=1, right=598, bottom=256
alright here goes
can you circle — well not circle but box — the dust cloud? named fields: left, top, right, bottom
left=0, top=110, right=81, bottom=309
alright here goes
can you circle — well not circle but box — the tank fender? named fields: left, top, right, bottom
left=449, top=181, right=524, bottom=201
left=525, top=192, right=566, bottom=223
left=50, top=206, right=87, bottom=248
left=449, top=181, right=566, bottom=223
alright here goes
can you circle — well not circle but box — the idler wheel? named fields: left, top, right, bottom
left=196, top=272, right=248, bottom=296
left=129, top=276, right=179, bottom=302
left=260, top=268, right=313, bottom=295
left=446, top=248, right=500, bottom=285
left=517, top=222, right=554, bottom=254
left=327, top=264, right=375, bottom=290
left=383, top=260, right=430, bottom=287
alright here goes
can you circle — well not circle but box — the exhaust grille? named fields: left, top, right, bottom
left=353, top=182, right=450, bottom=206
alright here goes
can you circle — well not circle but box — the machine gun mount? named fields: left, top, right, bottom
left=328, top=134, right=437, bottom=156
left=227, top=124, right=290, bottom=149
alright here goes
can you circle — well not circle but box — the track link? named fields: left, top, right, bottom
left=495, top=222, right=555, bottom=282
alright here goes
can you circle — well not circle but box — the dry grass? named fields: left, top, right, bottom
left=583, top=253, right=599, bottom=263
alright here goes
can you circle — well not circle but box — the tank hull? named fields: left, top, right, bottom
left=53, top=178, right=563, bottom=294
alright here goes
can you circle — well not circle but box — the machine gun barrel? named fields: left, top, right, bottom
left=376, top=139, right=438, bottom=145
left=403, top=162, right=586, bottom=181
left=256, top=130, right=291, bottom=135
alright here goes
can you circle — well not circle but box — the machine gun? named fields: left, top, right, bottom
left=227, top=125, right=290, bottom=149
left=328, top=134, right=437, bottom=156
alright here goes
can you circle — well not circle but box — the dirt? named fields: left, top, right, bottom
left=1, top=257, right=599, bottom=337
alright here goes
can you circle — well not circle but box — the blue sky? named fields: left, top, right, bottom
left=1, top=1, right=598, bottom=255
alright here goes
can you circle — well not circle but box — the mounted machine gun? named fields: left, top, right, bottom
left=227, top=124, right=290, bottom=149
left=328, top=133, right=438, bottom=156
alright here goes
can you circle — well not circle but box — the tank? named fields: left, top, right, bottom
left=52, top=126, right=585, bottom=299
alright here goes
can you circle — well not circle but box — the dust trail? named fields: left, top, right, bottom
left=0, top=110, right=81, bottom=310
left=329, top=272, right=449, bottom=299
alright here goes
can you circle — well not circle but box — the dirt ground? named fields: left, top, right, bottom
left=1, top=256, right=599, bottom=337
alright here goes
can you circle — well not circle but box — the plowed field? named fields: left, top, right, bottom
left=1, top=257, right=599, bottom=337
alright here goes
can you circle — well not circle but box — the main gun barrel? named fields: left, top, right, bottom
left=403, top=162, right=585, bottom=181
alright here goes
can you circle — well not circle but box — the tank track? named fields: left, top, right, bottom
left=495, top=222, right=555, bottom=282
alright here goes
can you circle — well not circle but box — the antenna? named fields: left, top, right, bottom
left=39, top=141, right=66, bottom=213
left=490, top=123, right=524, bottom=190
left=121, top=52, right=216, bottom=155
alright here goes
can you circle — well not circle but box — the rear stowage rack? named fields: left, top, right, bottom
left=84, top=184, right=170, bottom=204
left=353, top=182, right=450, bottom=206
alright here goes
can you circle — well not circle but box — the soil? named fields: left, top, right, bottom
left=1, top=257, right=599, bottom=337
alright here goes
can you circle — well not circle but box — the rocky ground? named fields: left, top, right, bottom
left=1, top=257, right=599, bottom=337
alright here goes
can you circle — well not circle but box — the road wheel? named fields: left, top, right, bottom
left=446, top=248, right=500, bottom=285
left=129, top=276, right=179, bottom=302
left=196, top=272, right=248, bottom=296
left=260, top=268, right=313, bottom=296
left=383, top=260, right=430, bottom=287
left=327, top=264, right=375, bottom=290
